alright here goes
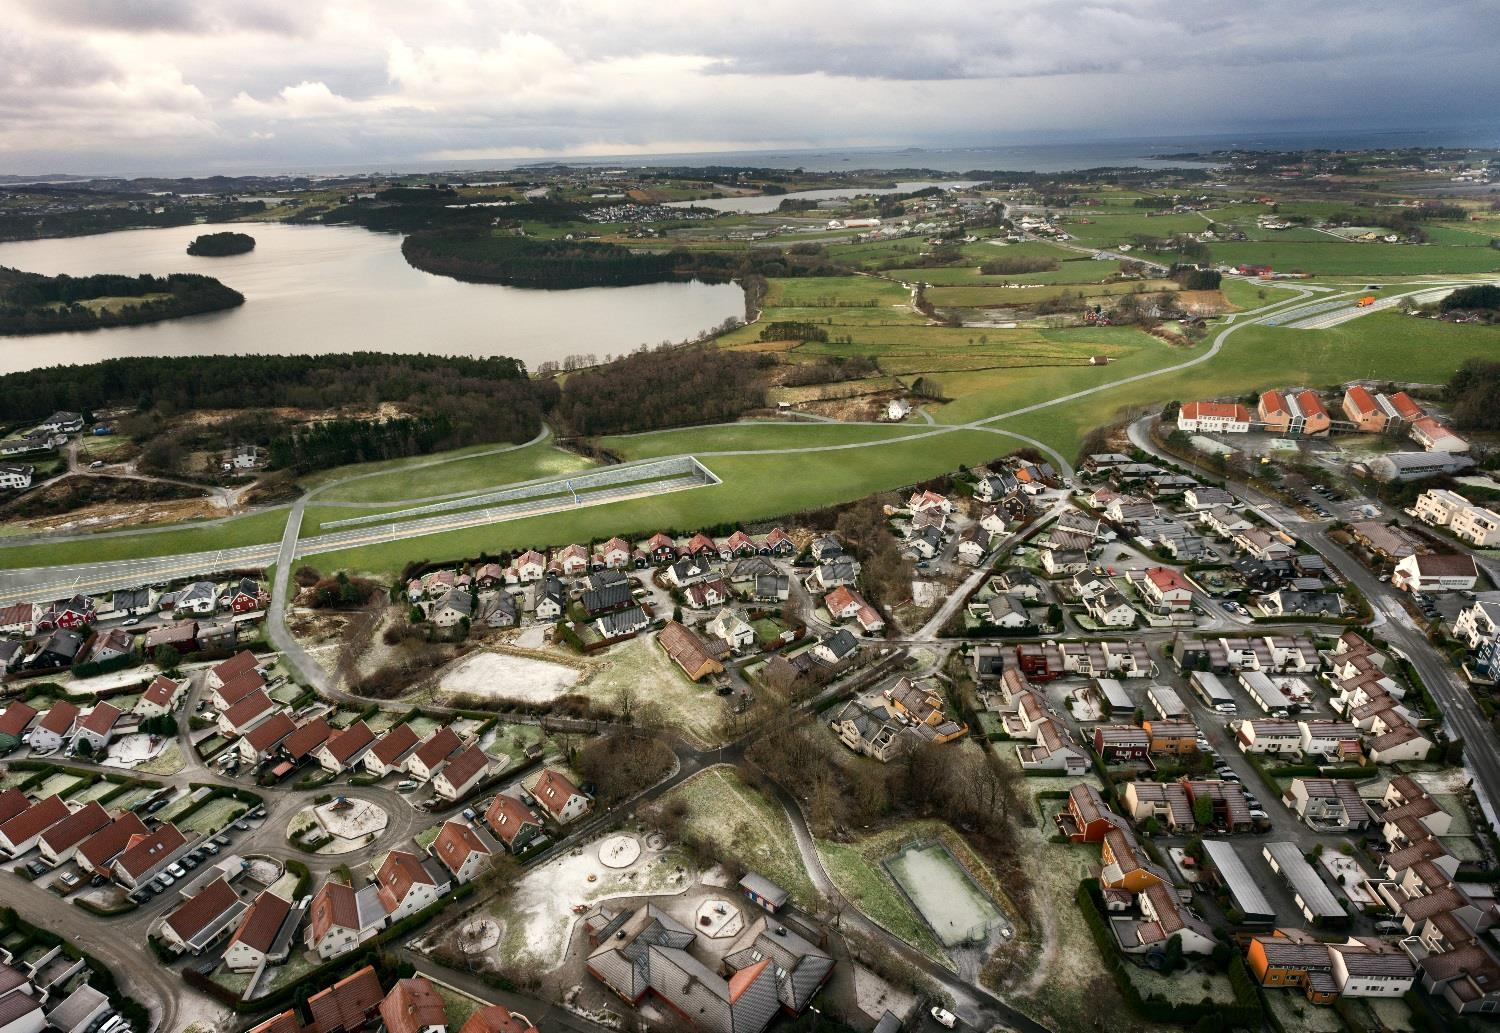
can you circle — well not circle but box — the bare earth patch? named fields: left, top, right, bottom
left=437, top=649, right=582, bottom=703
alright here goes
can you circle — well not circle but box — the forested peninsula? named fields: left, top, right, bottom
left=0, top=267, right=244, bottom=335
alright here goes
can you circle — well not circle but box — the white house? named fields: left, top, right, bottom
left=373, top=850, right=449, bottom=924
left=432, top=745, right=491, bottom=802
left=429, top=820, right=492, bottom=885
left=0, top=464, right=34, bottom=490
left=1392, top=553, right=1479, bottom=593
left=1234, top=718, right=1302, bottom=755
left=1176, top=401, right=1251, bottom=433
left=887, top=398, right=912, bottom=421
left=706, top=609, right=756, bottom=652
left=1455, top=599, right=1500, bottom=649
left=531, top=768, right=591, bottom=824
left=223, top=891, right=293, bottom=972
left=1085, top=589, right=1137, bottom=628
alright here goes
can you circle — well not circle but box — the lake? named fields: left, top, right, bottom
left=0, top=224, right=744, bottom=375
left=665, top=180, right=978, bottom=214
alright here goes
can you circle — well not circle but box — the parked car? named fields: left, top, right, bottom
left=166, top=863, right=185, bottom=877
left=396, top=781, right=418, bottom=793
left=122, top=617, right=142, bottom=627
left=930, top=1008, right=958, bottom=1029
left=59, top=871, right=80, bottom=888
left=462, top=808, right=477, bottom=821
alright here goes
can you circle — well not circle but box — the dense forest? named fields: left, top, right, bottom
left=0, top=267, right=244, bottom=335
left=187, top=231, right=256, bottom=256
left=404, top=229, right=851, bottom=290
left=1446, top=358, right=1500, bottom=430
left=268, top=415, right=464, bottom=472
left=0, top=352, right=547, bottom=425
left=555, top=346, right=770, bottom=435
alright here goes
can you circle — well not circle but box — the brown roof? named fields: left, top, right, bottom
left=223, top=689, right=275, bottom=730
left=308, top=965, right=383, bottom=1033
left=114, top=823, right=186, bottom=878
left=39, top=801, right=110, bottom=853
left=77, top=813, right=148, bottom=872
left=322, top=721, right=376, bottom=764
left=458, top=1006, right=531, bottom=1033
left=375, top=850, right=435, bottom=913
left=485, top=794, right=541, bottom=846
left=281, top=717, right=333, bottom=760
left=212, top=650, right=261, bottom=684
left=248, top=1010, right=304, bottom=1033
left=379, top=978, right=447, bottom=1033
left=0, top=702, right=37, bottom=738
left=78, top=702, right=121, bottom=736
left=0, top=789, right=27, bottom=826
left=141, top=676, right=181, bottom=708
left=244, top=712, right=297, bottom=752
left=37, top=700, right=81, bottom=735
left=227, top=891, right=292, bottom=955
left=533, top=768, right=584, bottom=820
left=165, top=877, right=240, bottom=941
left=216, top=668, right=268, bottom=708
left=432, top=821, right=490, bottom=877
left=0, top=794, right=68, bottom=845
left=0, top=993, right=41, bottom=1031
left=1408, top=553, right=1479, bottom=578
left=308, top=881, right=359, bottom=944
left=411, top=726, right=462, bottom=770
left=657, top=620, right=722, bottom=679
left=370, top=724, right=420, bottom=766
left=437, top=745, right=489, bottom=792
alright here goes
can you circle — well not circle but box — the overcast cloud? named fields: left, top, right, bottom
left=2, top=0, right=1497, bottom=175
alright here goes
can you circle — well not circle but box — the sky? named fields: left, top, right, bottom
left=3, top=0, right=1498, bottom=176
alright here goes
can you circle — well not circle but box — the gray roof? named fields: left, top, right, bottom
left=1263, top=841, right=1344, bottom=920
left=582, top=582, right=632, bottom=613
left=740, top=873, right=789, bottom=908
left=819, top=630, right=859, bottom=661
left=437, top=587, right=473, bottom=616
left=1202, top=840, right=1276, bottom=921
left=598, top=606, right=650, bottom=638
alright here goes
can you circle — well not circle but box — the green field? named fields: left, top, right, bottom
left=0, top=507, right=289, bottom=571
left=1208, top=240, right=1500, bottom=276
left=309, top=437, right=595, bottom=504
left=598, top=421, right=926, bottom=460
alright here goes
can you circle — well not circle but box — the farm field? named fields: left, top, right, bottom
left=925, top=278, right=1178, bottom=308
left=1207, top=240, right=1500, bottom=276
left=598, top=421, right=925, bottom=460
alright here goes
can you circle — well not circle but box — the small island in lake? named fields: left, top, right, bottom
left=0, top=266, right=245, bottom=335
left=186, top=231, right=256, bottom=256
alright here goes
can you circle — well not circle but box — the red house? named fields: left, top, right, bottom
left=1014, top=643, right=1057, bottom=682
left=227, top=578, right=267, bottom=614
left=1056, top=784, right=1124, bottom=843
left=1092, top=725, right=1151, bottom=762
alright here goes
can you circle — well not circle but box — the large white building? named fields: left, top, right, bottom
left=1413, top=489, right=1500, bottom=547
left=1176, top=401, right=1251, bottom=434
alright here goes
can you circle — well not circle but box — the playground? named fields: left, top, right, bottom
left=884, top=842, right=1008, bottom=949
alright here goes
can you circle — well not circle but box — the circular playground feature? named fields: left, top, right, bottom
left=644, top=833, right=667, bottom=852
left=314, top=797, right=389, bottom=840
left=694, top=898, right=744, bottom=940
left=598, top=834, right=641, bottom=869
left=458, top=918, right=501, bottom=953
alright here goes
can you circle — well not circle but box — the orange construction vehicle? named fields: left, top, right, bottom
left=1356, top=296, right=1377, bottom=307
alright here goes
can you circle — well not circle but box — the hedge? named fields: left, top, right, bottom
left=1074, top=880, right=1263, bottom=1027
left=69, top=653, right=145, bottom=680
left=72, top=896, right=139, bottom=917
left=284, top=858, right=312, bottom=898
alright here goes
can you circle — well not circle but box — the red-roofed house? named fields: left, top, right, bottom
left=112, top=823, right=188, bottom=888
left=307, top=966, right=383, bottom=1033
left=135, top=676, right=184, bottom=719
left=1141, top=567, right=1194, bottom=611
left=224, top=891, right=294, bottom=972
left=0, top=702, right=37, bottom=754
left=531, top=768, right=591, bottom=824
left=458, top=1006, right=533, bottom=1033
left=557, top=543, right=590, bottom=577
left=600, top=537, right=633, bottom=570
left=1409, top=416, right=1470, bottom=454
left=160, top=877, right=246, bottom=955
left=37, top=801, right=110, bottom=866
left=1177, top=401, right=1251, bottom=434
left=405, top=727, right=463, bottom=782
left=379, top=977, right=447, bottom=1033
left=208, top=650, right=262, bottom=691
left=374, top=850, right=449, bottom=923
left=306, top=882, right=381, bottom=960
left=212, top=669, right=268, bottom=712
left=364, top=724, right=421, bottom=777
left=430, top=820, right=492, bottom=885
left=0, top=794, right=69, bottom=855
left=239, top=712, right=298, bottom=764
left=30, top=700, right=80, bottom=754
left=433, top=745, right=491, bottom=802
left=1343, top=386, right=1386, bottom=432
left=0, top=790, right=29, bottom=828
left=279, top=717, right=333, bottom=765
left=316, top=721, right=377, bottom=773
left=75, top=813, right=148, bottom=877
left=218, top=690, right=278, bottom=737
left=73, top=703, right=122, bottom=754
left=484, top=794, right=544, bottom=853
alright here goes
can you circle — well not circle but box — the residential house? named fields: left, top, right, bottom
left=1235, top=719, right=1303, bottom=755
left=86, top=628, right=133, bottom=665
left=363, top=724, right=421, bottom=778
left=684, top=577, right=731, bottom=610
left=1233, top=527, right=1295, bottom=562
left=159, top=877, right=247, bottom=955
left=406, top=727, right=464, bottom=783
left=306, top=882, right=384, bottom=961
left=706, top=609, right=756, bottom=652
left=430, top=820, right=492, bottom=885
left=885, top=678, right=968, bottom=743
left=600, top=537, right=633, bottom=570
left=514, top=551, right=546, bottom=583
left=1055, top=783, right=1125, bottom=843
left=173, top=581, right=219, bottom=616
left=1184, top=486, right=1235, bottom=510
left=277, top=717, right=333, bottom=771
left=223, top=891, right=294, bottom=972
left=0, top=794, right=69, bottom=856
left=379, top=977, right=448, bottom=1033
left=1177, top=401, right=1251, bottom=434
left=430, top=589, right=473, bottom=629
left=1285, top=779, right=1371, bottom=832
left=1142, top=719, right=1198, bottom=756
left=28, top=629, right=83, bottom=669
left=830, top=699, right=906, bottom=762
left=812, top=630, right=860, bottom=667
left=135, top=676, right=184, bottom=719
left=306, top=966, right=384, bottom=1033
left=238, top=712, right=297, bottom=765
left=207, top=648, right=264, bottom=694
left=36, top=801, right=110, bottom=867
left=315, top=721, right=377, bottom=774
left=28, top=702, right=79, bottom=754
left=218, top=690, right=278, bottom=738
left=956, top=525, right=989, bottom=565
left=111, top=823, right=189, bottom=888
left=595, top=605, right=651, bottom=640
left=557, top=544, right=591, bottom=577
left=72, top=703, right=121, bottom=754
left=1092, top=725, right=1150, bottom=762
left=1393, top=553, right=1479, bottom=593
left=484, top=794, right=544, bottom=854
left=74, top=813, right=147, bottom=878
left=1203, top=507, right=1253, bottom=537
left=374, top=850, right=450, bottom=924
left=1085, top=589, right=1136, bottom=628
left=433, top=746, right=490, bottom=802
left=0, top=703, right=35, bottom=755
left=1140, top=567, right=1193, bottom=611
left=531, top=768, right=591, bottom=824
left=657, top=621, right=725, bottom=682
